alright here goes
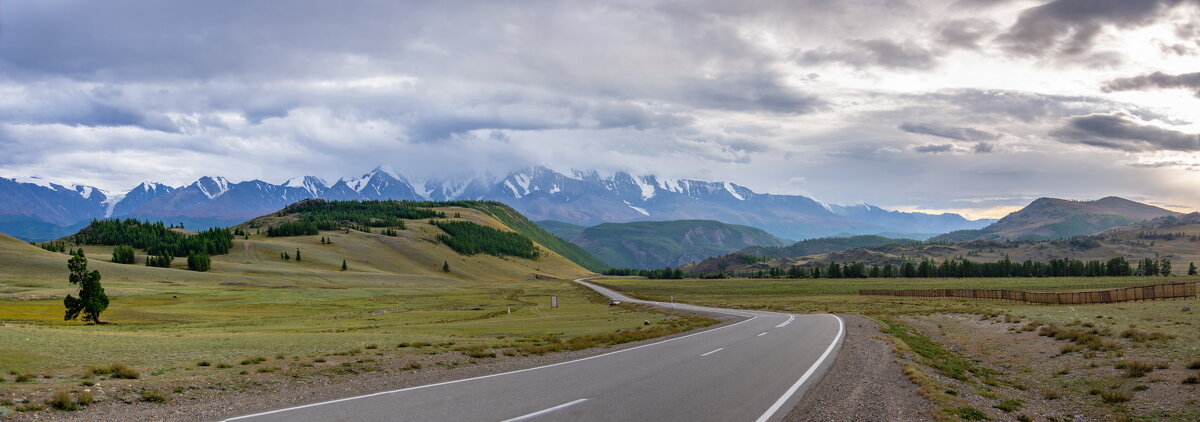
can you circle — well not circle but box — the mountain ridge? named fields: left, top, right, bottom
left=0, top=165, right=994, bottom=241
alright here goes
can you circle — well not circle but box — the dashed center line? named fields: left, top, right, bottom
left=757, top=332, right=768, bottom=337
left=700, top=347, right=724, bottom=357
left=499, top=398, right=590, bottom=422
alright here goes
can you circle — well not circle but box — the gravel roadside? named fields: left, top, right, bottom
left=784, top=314, right=931, bottom=422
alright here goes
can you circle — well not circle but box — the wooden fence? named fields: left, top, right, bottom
left=859, top=283, right=1197, bottom=305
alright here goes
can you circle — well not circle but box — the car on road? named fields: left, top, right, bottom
left=609, top=299, right=621, bottom=306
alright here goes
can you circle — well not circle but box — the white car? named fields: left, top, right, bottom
left=609, top=299, right=621, bottom=306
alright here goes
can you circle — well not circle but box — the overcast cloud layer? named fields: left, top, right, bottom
left=2, top=0, right=1199, bottom=219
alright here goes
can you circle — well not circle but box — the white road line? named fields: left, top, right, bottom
left=700, top=347, right=724, bottom=357
left=754, top=314, right=845, bottom=422
left=757, top=332, right=768, bottom=336
left=221, top=279, right=760, bottom=421
left=499, top=398, right=589, bottom=422
left=776, top=315, right=795, bottom=328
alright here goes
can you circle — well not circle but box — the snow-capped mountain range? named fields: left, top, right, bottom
left=0, top=165, right=994, bottom=241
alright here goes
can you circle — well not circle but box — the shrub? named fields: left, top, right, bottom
left=404, top=362, right=422, bottom=370
left=240, top=356, right=266, bottom=365
left=75, top=391, right=93, bottom=406
left=216, top=363, right=232, bottom=369
left=140, top=389, right=169, bottom=403
left=1060, top=344, right=1081, bottom=354
left=1098, top=390, right=1131, bottom=404
left=48, top=390, right=78, bottom=411
left=365, top=344, right=378, bottom=350
left=1116, top=361, right=1156, bottom=378
left=1187, top=359, right=1200, bottom=370
left=993, top=399, right=1022, bottom=412
left=14, top=373, right=32, bottom=383
left=1042, top=390, right=1061, bottom=400
left=953, top=407, right=989, bottom=420
left=197, top=361, right=211, bottom=367
left=1120, top=328, right=1173, bottom=342
left=108, top=363, right=139, bottom=379
left=1183, top=375, right=1199, bottom=384
left=313, top=358, right=326, bottom=363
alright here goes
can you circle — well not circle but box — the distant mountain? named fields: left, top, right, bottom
left=930, top=197, right=1180, bottom=242
left=686, top=210, right=1200, bottom=277
left=0, top=165, right=995, bottom=242
left=535, top=220, right=589, bottom=242
left=568, top=220, right=789, bottom=269
left=828, top=204, right=996, bottom=237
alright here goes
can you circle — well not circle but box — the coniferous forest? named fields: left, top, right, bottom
left=263, top=200, right=437, bottom=237
left=72, top=219, right=233, bottom=257
left=431, top=220, right=540, bottom=259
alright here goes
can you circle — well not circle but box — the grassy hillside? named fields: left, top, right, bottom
left=0, top=202, right=699, bottom=405
left=535, top=220, right=589, bottom=241
left=740, top=235, right=920, bottom=258
left=932, top=196, right=1180, bottom=242
left=464, top=202, right=607, bottom=272
left=572, top=220, right=789, bottom=269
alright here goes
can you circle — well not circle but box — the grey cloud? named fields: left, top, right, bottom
left=973, top=142, right=995, bottom=153
left=914, top=144, right=954, bottom=153
left=899, top=122, right=997, bottom=141
left=1052, top=113, right=1200, bottom=152
left=796, top=39, right=938, bottom=69
left=998, top=0, right=1189, bottom=59
left=1103, top=71, right=1200, bottom=97
left=937, top=19, right=999, bottom=49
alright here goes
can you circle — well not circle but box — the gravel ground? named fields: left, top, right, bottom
left=784, top=314, right=931, bottom=422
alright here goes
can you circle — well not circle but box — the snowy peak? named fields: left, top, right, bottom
left=283, top=176, right=327, bottom=197
left=193, top=176, right=232, bottom=199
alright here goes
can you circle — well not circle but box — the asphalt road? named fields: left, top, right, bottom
left=223, top=278, right=844, bottom=422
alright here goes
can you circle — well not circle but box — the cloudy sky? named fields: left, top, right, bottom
left=1, top=0, right=1198, bottom=219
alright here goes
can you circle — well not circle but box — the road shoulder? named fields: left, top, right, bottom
left=784, top=314, right=931, bottom=422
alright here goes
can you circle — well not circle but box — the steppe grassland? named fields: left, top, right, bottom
left=0, top=207, right=684, bottom=392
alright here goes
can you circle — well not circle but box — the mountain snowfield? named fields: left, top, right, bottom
left=0, top=165, right=993, bottom=241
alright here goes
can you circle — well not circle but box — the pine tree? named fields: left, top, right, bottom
left=64, top=250, right=109, bottom=324
left=1160, top=259, right=1171, bottom=276
left=341, top=259, right=348, bottom=271
left=295, top=249, right=301, bottom=261
left=442, top=261, right=450, bottom=273
left=1189, top=262, right=1197, bottom=276
left=284, top=252, right=291, bottom=260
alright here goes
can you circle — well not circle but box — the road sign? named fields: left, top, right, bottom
left=551, top=296, right=558, bottom=308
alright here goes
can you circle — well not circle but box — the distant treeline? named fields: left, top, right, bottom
left=71, top=219, right=233, bottom=256
left=634, top=256, right=1188, bottom=279
left=431, top=220, right=540, bottom=259
left=265, top=200, right=440, bottom=237
left=602, top=267, right=686, bottom=279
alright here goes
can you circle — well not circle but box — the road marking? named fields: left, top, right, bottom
left=754, top=314, right=846, bottom=422
left=700, top=347, right=724, bottom=357
left=776, top=315, right=795, bottom=328
left=222, top=281, right=760, bottom=421
left=757, top=332, right=768, bottom=336
left=500, top=398, right=589, bottom=422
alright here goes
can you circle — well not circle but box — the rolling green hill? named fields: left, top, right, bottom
left=930, top=196, right=1180, bottom=242
left=535, top=220, right=589, bottom=241
left=571, top=220, right=789, bottom=269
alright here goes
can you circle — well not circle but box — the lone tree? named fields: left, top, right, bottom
left=1189, top=262, right=1197, bottom=276
left=341, top=259, right=348, bottom=271
left=442, top=261, right=450, bottom=273
left=295, top=249, right=301, bottom=261
left=64, top=250, right=109, bottom=324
